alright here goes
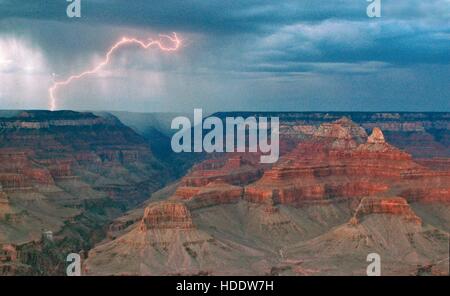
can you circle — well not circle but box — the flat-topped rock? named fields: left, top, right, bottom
left=350, top=196, right=421, bottom=225
left=140, top=201, right=194, bottom=231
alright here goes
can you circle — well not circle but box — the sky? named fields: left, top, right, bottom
left=0, top=0, right=449, bottom=112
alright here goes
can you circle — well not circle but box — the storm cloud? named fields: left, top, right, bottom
left=0, top=0, right=449, bottom=111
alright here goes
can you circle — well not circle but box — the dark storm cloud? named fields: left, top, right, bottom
left=0, top=0, right=366, bottom=33
left=2, top=0, right=447, bottom=65
left=0, top=0, right=449, bottom=111
left=3, top=0, right=447, bottom=33
left=248, top=19, right=450, bottom=72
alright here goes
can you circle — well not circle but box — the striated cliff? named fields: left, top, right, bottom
left=0, top=110, right=175, bottom=274
left=349, top=196, right=422, bottom=225
left=244, top=122, right=428, bottom=206
left=140, top=201, right=194, bottom=231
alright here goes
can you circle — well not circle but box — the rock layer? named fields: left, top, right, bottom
left=350, top=197, right=422, bottom=225
left=140, top=201, right=194, bottom=230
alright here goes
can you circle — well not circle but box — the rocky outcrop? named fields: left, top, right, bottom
left=314, top=117, right=368, bottom=142
left=174, top=180, right=243, bottom=209
left=245, top=181, right=389, bottom=205
left=180, top=155, right=263, bottom=187
left=349, top=197, right=422, bottom=225
left=313, top=117, right=368, bottom=150
left=367, top=127, right=385, bottom=144
left=357, top=127, right=407, bottom=154
left=139, top=201, right=194, bottom=231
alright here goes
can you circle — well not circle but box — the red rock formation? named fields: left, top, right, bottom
left=367, top=127, right=385, bottom=143
left=0, top=149, right=55, bottom=186
left=313, top=117, right=368, bottom=149
left=245, top=181, right=389, bottom=205
left=245, top=124, right=436, bottom=206
left=172, top=121, right=449, bottom=208
left=139, top=201, right=194, bottom=231
left=165, top=154, right=265, bottom=210
left=174, top=180, right=243, bottom=209
left=174, top=186, right=202, bottom=199
left=180, top=155, right=263, bottom=187
left=349, top=196, right=422, bottom=225
left=83, top=113, right=450, bottom=276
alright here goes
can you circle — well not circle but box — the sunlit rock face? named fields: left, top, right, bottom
left=179, top=155, right=264, bottom=188
left=313, top=116, right=368, bottom=149
left=349, top=196, right=422, bottom=225
left=367, top=127, right=385, bottom=144
left=140, top=201, right=194, bottom=231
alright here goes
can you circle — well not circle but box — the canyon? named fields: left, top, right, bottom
left=0, top=110, right=448, bottom=275
left=84, top=112, right=449, bottom=276
left=0, top=110, right=173, bottom=274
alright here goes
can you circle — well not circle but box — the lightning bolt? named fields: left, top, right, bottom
left=48, top=33, right=181, bottom=111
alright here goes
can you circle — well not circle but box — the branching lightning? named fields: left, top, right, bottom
left=48, top=33, right=181, bottom=111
